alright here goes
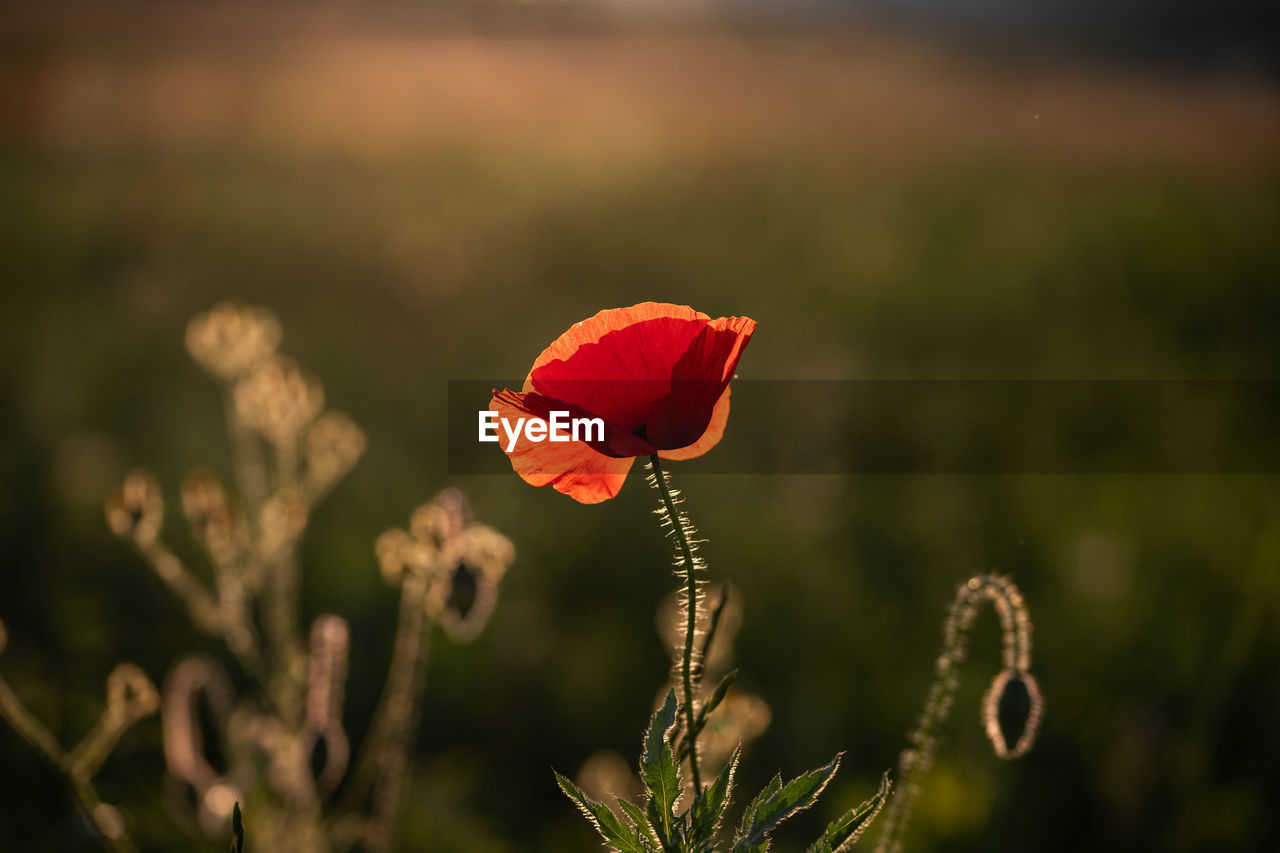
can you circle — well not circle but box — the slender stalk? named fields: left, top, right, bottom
left=266, top=437, right=304, bottom=727
left=223, top=388, right=268, bottom=525
left=339, top=567, right=432, bottom=843
left=0, top=677, right=138, bottom=853
left=648, top=455, right=702, bottom=793
left=875, top=575, right=1036, bottom=853
left=0, top=676, right=66, bottom=770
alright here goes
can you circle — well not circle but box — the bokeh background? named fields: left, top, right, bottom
left=2, top=1, right=1279, bottom=851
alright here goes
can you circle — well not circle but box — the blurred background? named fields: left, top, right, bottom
left=2, top=1, right=1278, bottom=851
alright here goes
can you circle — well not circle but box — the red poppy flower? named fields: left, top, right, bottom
left=490, top=302, right=756, bottom=504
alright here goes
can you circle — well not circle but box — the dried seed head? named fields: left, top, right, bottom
left=375, top=528, right=421, bottom=586
left=982, top=669, right=1044, bottom=759
left=185, top=302, right=281, bottom=380
left=409, top=488, right=472, bottom=550
left=259, top=489, right=307, bottom=558
left=233, top=355, right=324, bottom=445
left=105, top=470, right=164, bottom=546
left=305, top=411, right=366, bottom=493
left=106, top=663, right=161, bottom=722
left=179, top=467, right=227, bottom=529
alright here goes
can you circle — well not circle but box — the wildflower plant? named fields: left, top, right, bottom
left=1, top=302, right=514, bottom=852
left=491, top=303, right=1042, bottom=852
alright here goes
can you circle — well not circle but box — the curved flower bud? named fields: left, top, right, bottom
left=428, top=525, right=515, bottom=643
left=982, top=669, right=1044, bottom=760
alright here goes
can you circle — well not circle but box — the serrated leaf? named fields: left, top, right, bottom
left=732, top=754, right=843, bottom=853
left=617, top=798, right=661, bottom=851
left=736, top=772, right=782, bottom=846
left=557, top=771, right=650, bottom=853
left=806, top=772, right=892, bottom=853
left=688, top=744, right=741, bottom=850
left=639, top=689, right=682, bottom=849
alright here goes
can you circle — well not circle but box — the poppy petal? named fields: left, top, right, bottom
left=528, top=302, right=711, bottom=377
left=657, top=384, right=733, bottom=462
left=489, top=390, right=635, bottom=504
left=645, top=316, right=756, bottom=450
left=527, top=303, right=713, bottom=432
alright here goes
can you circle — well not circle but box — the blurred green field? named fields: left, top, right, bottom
left=2, top=17, right=1279, bottom=853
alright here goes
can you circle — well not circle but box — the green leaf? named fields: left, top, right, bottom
left=639, top=689, right=683, bottom=850
left=557, top=771, right=651, bottom=853
left=806, top=772, right=892, bottom=853
left=229, top=801, right=244, bottom=853
left=740, top=773, right=781, bottom=835
left=688, top=744, right=741, bottom=850
left=677, top=669, right=739, bottom=761
left=618, top=798, right=662, bottom=851
left=732, top=754, right=843, bottom=853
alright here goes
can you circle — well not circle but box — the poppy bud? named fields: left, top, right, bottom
left=185, top=301, right=281, bottom=380
left=982, top=669, right=1043, bottom=759
left=105, top=470, right=164, bottom=547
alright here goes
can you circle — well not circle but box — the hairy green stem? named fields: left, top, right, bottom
left=649, top=455, right=702, bottom=793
